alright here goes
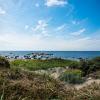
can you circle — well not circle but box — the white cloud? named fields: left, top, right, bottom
left=56, top=24, right=66, bottom=31
left=66, top=4, right=74, bottom=17
left=33, top=20, right=50, bottom=37
left=25, top=25, right=29, bottom=29
left=71, top=18, right=88, bottom=25
left=35, top=3, right=40, bottom=7
left=0, top=31, right=100, bottom=51
left=45, top=0, right=67, bottom=7
left=0, top=32, right=100, bottom=51
left=0, top=33, right=41, bottom=50
left=0, top=7, right=6, bottom=15
left=34, top=20, right=47, bottom=31
left=70, top=28, right=86, bottom=36
left=72, top=20, right=80, bottom=25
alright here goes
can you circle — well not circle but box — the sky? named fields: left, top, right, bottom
left=0, top=0, right=100, bottom=51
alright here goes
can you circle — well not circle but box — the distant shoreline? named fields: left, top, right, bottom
left=0, top=51, right=100, bottom=60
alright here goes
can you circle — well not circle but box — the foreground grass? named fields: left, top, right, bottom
left=0, top=68, right=74, bottom=100
left=73, top=82, right=100, bottom=100
left=1, top=56, right=100, bottom=100
left=10, top=58, right=79, bottom=71
left=0, top=68, right=100, bottom=100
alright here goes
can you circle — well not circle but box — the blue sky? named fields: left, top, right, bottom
left=0, top=0, right=100, bottom=51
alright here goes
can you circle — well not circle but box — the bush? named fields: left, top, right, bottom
left=59, top=69, right=84, bottom=84
left=79, top=57, right=100, bottom=76
left=0, top=56, right=10, bottom=69
left=69, top=62, right=80, bottom=69
left=91, top=56, right=100, bottom=70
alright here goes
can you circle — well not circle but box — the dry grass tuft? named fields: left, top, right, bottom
left=0, top=69, right=75, bottom=100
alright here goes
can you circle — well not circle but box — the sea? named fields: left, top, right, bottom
left=0, top=51, right=100, bottom=59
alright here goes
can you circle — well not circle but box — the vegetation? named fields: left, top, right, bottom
left=0, top=56, right=100, bottom=100
left=0, top=56, right=10, bottom=69
left=88, top=71, right=100, bottom=79
left=10, top=58, right=79, bottom=71
left=73, top=83, right=100, bottom=100
left=0, top=67, right=100, bottom=100
left=0, top=68, right=74, bottom=100
left=59, top=69, right=84, bottom=84
left=2, top=56, right=100, bottom=78
left=79, top=57, right=100, bottom=76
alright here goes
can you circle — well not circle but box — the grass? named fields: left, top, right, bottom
left=0, top=56, right=100, bottom=99
left=88, top=71, right=100, bottom=79
left=10, top=58, right=79, bottom=71
left=0, top=68, right=74, bottom=100
left=0, top=56, right=100, bottom=100
left=0, top=83, right=5, bottom=100
left=0, top=68, right=100, bottom=100
left=59, top=69, right=84, bottom=84
left=73, top=82, right=100, bottom=100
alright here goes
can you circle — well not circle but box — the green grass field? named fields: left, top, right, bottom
left=10, top=58, right=79, bottom=71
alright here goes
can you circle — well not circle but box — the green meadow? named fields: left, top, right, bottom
left=10, top=58, right=79, bottom=71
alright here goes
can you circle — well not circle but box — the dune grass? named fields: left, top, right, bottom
left=0, top=68, right=100, bottom=100
left=10, top=58, right=79, bottom=71
left=59, top=69, right=84, bottom=84
left=0, top=56, right=100, bottom=100
left=73, top=82, right=100, bottom=100
left=0, top=68, right=74, bottom=100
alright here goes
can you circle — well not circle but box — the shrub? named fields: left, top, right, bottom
left=59, top=69, right=84, bottom=84
left=69, top=62, right=80, bottom=69
left=79, top=57, right=100, bottom=76
left=91, top=56, right=100, bottom=70
left=79, top=59, right=90, bottom=76
left=0, top=56, right=10, bottom=69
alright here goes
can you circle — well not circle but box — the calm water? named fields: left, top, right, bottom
left=0, top=51, right=100, bottom=59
